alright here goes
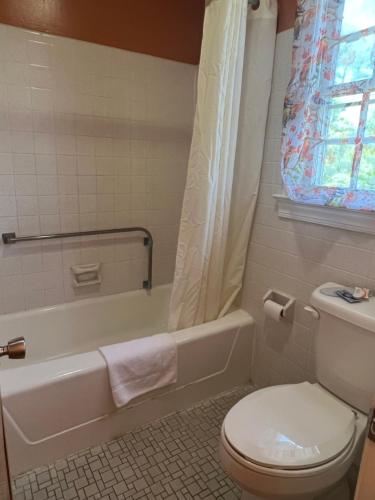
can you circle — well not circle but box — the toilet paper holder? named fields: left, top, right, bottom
left=263, top=289, right=295, bottom=321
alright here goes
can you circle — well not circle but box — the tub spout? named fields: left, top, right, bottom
left=0, top=337, right=26, bottom=359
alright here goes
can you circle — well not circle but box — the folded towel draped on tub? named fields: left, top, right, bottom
left=99, top=334, right=178, bottom=408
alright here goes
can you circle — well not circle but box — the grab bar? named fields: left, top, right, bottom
left=2, top=227, right=153, bottom=289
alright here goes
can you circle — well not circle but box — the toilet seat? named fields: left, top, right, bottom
left=223, top=382, right=356, bottom=471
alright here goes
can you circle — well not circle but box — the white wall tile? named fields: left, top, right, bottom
left=0, top=175, right=15, bottom=195
left=0, top=196, right=17, bottom=216
left=40, top=214, right=60, bottom=233
left=79, top=195, right=97, bottom=213
left=0, top=153, right=13, bottom=174
left=0, top=255, right=21, bottom=276
left=17, top=196, right=38, bottom=215
left=55, top=134, right=76, bottom=155
left=78, top=176, right=96, bottom=194
left=21, top=253, right=43, bottom=274
left=18, top=215, right=40, bottom=235
left=97, top=176, right=116, bottom=194
left=76, top=135, right=94, bottom=155
left=77, top=156, right=96, bottom=176
left=38, top=195, right=58, bottom=214
left=0, top=131, right=11, bottom=152
left=11, top=131, right=34, bottom=153
left=15, top=174, right=37, bottom=195
left=37, top=175, right=58, bottom=195
left=35, top=154, right=56, bottom=175
left=9, top=109, right=33, bottom=131
left=31, top=87, right=54, bottom=111
left=32, top=110, right=54, bottom=133
left=13, top=153, right=35, bottom=174
left=58, top=175, right=78, bottom=195
left=0, top=23, right=195, bottom=312
left=27, top=41, right=51, bottom=66
left=29, top=65, right=54, bottom=89
left=7, top=85, right=31, bottom=110
left=56, top=155, right=76, bottom=175
left=34, top=132, right=55, bottom=154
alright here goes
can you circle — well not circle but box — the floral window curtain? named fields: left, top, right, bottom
left=281, top=0, right=375, bottom=210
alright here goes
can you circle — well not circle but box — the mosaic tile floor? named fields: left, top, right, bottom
left=12, top=385, right=253, bottom=500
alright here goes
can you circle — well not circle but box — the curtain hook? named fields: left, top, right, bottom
left=248, top=0, right=260, bottom=10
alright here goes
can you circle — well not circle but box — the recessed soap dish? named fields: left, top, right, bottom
left=71, top=263, right=101, bottom=288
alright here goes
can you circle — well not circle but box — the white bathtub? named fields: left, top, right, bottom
left=0, top=285, right=254, bottom=475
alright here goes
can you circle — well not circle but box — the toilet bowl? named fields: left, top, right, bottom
left=220, top=382, right=367, bottom=499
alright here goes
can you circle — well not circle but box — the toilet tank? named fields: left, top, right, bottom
left=311, top=283, right=375, bottom=414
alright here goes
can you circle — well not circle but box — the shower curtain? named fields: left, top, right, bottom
left=168, top=0, right=277, bottom=331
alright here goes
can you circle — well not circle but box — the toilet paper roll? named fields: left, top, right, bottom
left=264, top=300, right=284, bottom=322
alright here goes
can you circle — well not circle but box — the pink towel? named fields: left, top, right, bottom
left=99, top=334, right=177, bottom=408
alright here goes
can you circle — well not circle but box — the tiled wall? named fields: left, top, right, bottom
left=0, top=24, right=196, bottom=313
left=241, top=30, right=375, bottom=388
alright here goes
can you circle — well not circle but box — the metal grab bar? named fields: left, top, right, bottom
left=2, top=227, right=153, bottom=290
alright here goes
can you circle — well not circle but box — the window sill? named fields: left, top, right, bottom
left=273, top=194, right=375, bottom=236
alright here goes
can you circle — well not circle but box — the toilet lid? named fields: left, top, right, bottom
left=224, top=382, right=356, bottom=470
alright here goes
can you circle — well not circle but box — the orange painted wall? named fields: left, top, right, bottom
left=0, top=0, right=205, bottom=64
left=0, top=0, right=296, bottom=65
left=277, top=0, right=297, bottom=32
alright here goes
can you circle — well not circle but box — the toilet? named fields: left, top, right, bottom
left=220, top=283, right=374, bottom=499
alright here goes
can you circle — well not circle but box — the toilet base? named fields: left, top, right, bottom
left=241, top=493, right=260, bottom=500
left=239, top=476, right=350, bottom=500
left=241, top=494, right=313, bottom=500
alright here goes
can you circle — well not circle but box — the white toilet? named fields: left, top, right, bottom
left=220, top=283, right=374, bottom=499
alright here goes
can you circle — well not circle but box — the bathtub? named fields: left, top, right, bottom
left=0, top=285, right=254, bottom=475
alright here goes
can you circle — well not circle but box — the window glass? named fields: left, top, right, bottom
left=340, top=0, right=375, bottom=36
left=321, top=144, right=355, bottom=188
left=326, top=98, right=361, bottom=139
left=334, top=35, right=375, bottom=85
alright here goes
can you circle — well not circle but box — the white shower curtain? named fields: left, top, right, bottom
left=168, top=0, right=277, bottom=331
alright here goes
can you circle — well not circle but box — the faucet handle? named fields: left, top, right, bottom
left=0, top=337, right=26, bottom=359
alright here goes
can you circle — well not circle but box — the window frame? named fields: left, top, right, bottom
left=274, top=193, right=375, bottom=236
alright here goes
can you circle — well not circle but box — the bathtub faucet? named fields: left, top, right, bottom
left=0, top=337, right=26, bottom=359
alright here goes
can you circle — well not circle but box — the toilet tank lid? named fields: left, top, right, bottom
left=311, top=283, right=375, bottom=333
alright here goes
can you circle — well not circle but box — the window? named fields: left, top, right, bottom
left=281, top=0, right=375, bottom=211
